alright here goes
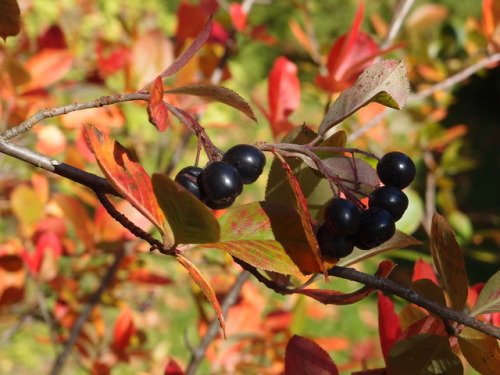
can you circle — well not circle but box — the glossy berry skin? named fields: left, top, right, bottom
left=355, top=207, right=396, bottom=250
left=377, top=152, right=416, bottom=189
left=205, top=197, right=235, bottom=210
left=175, top=166, right=204, bottom=200
left=317, top=224, right=355, bottom=261
left=324, top=198, right=361, bottom=236
left=222, top=144, right=266, bottom=184
left=369, top=186, right=409, bottom=221
left=200, top=161, right=243, bottom=204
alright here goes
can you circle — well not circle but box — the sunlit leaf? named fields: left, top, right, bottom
left=84, top=125, right=168, bottom=238
left=470, top=271, right=500, bottom=316
left=112, top=307, right=136, bottom=352
left=388, top=334, right=463, bottom=375
left=165, top=84, right=257, bottom=121
left=0, top=0, right=20, bottom=40
left=23, top=49, right=73, bottom=91
left=430, top=213, right=468, bottom=311
left=147, top=76, right=170, bottom=132
left=10, top=184, right=44, bottom=237
left=128, top=269, right=173, bottom=285
left=195, top=201, right=319, bottom=275
left=177, top=254, right=225, bottom=337
left=458, top=326, right=500, bottom=375
left=229, top=3, right=247, bottom=31
left=285, top=335, right=339, bottom=375
left=412, top=258, right=438, bottom=284
left=318, top=60, right=410, bottom=137
left=152, top=173, right=220, bottom=245
left=378, top=292, right=402, bottom=362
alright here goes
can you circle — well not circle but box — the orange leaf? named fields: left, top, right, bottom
left=458, top=326, right=500, bottom=374
left=23, top=49, right=73, bottom=91
left=84, top=124, right=167, bottom=238
left=147, top=76, right=170, bottom=131
left=230, top=3, right=247, bottom=31
left=112, top=307, right=136, bottom=352
left=177, top=254, right=226, bottom=338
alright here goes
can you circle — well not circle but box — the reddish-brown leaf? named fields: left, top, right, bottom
left=112, top=307, right=136, bottom=352
left=164, top=358, right=185, bottom=375
left=378, top=292, right=402, bottom=363
left=0, top=250, right=25, bottom=307
left=398, top=315, right=447, bottom=341
left=430, top=213, right=468, bottom=311
left=84, top=125, right=167, bottom=238
left=177, top=255, right=226, bottom=338
left=147, top=76, right=170, bottom=131
left=285, top=335, right=339, bottom=375
left=0, top=0, right=20, bottom=40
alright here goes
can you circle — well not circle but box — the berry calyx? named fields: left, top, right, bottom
left=355, top=207, right=396, bottom=250
left=317, top=223, right=355, bottom=261
left=377, top=151, right=416, bottom=189
left=222, top=144, right=266, bottom=184
left=200, top=161, right=243, bottom=204
left=174, top=166, right=204, bottom=200
left=323, top=198, right=361, bottom=236
left=369, top=186, right=409, bottom=221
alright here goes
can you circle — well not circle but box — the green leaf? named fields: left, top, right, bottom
left=194, top=201, right=321, bottom=275
left=165, top=84, right=257, bottom=122
left=458, top=327, right=500, bottom=375
left=388, top=334, right=463, bottom=375
left=318, top=60, right=410, bottom=137
left=152, top=173, right=220, bottom=245
left=396, top=188, right=424, bottom=235
left=470, top=271, right=500, bottom=316
left=430, top=213, right=468, bottom=311
left=0, top=0, right=20, bottom=40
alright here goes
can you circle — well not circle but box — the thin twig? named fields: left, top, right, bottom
left=49, top=249, right=126, bottom=375
left=185, top=270, right=251, bottom=375
left=379, top=0, right=415, bottom=50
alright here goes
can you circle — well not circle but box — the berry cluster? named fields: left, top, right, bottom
left=174, top=144, right=266, bottom=209
left=318, top=151, right=416, bottom=262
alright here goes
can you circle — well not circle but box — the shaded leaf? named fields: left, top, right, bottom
left=84, top=125, right=167, bottom=238
left=458, top=326, right=500, bottom=375
left=295, top=260, right=395, bottom=305
left=0, top=251, right=25, bottom=307
left=411, top=279, right=446, bottom=307
left=323, top=156, right=380, bottom=196
left=164, top=358, right=185, bottom=375
left=314, top=131, right=348, bottom=159
left=152, top=173, right=220, bottom=245
left=378, top=292, right=402, bottom=362
left=147, top=76, right=170, bottom=131
left=388, top=334, right=463, bottom=375
left=399, top=316, right=447, bottom=341
left=177, top=255, right=225, bottom=337
left=470, top=271, right=500, bottom=316
left=318, top=60, right=410, bottom=137
left=0, top=0, right=20, bottom=40
left=143, top=16, right=213, bottom=90
left=112, top=307, right=136, bottom=352
left=430, top=213, right=468, bottom=311
left=338, top=230, right=422, bottom=267
left=285, top=335, right=339, bottom=375
left=166, top=84, right=256, bottom=121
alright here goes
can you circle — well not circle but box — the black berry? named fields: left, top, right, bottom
left=222, top=144, right=266, bottom=184
left=175, top=166, right=204, bottom=200
left=200, top=161, right=243, bottom=204
left=377, top=152, right=416, bottom=189
left=323, top=198, right=361, bottom=236
left=317, top=224, right=355, bottom=261
left=355, top=207, right=396, bottom=250
left=205, top=197, right=236, bottom=210
left=369, top=186, right=409, bottom=221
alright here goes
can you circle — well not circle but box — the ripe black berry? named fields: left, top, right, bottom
left=205, top=197, right=236, bottom=210
left=175, top=166, right=204, bottom=200
left=317, top=224, right=355, bottom=261
left=323, top=198, right=361, bottom=236
left=200, top=161, right=243, bottom=204
left=377, top=152, right=416, bottom=189
left=355, top=207, right=396, bottom=250
left=222, top=144, right=266, bottom=184
left=369, top=186, right=409, bottom=221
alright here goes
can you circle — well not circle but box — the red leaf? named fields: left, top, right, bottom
left=285, top=335, right=339, bottom=375
left=378, top=291, right=402, bottom=363
left=38, top=25, right=67, bottom=50
left=412, top=258, right=438, bottom=284
left=23, top=49, right=73, bottom=91
left=164, top=358, right=184, bottom=375
left=128, top=269, right=173, bottom=285
left=177, top=255, right=226, bottom=338
left=96, top=42, right=129, bottom=77
left=147, top=76, right=170, bottom=131
left=143, top=16, right=213, bottom=90
left=398, top=315, right=447, bottom=341
left=267, top=57, right=300, bottom=137
left=112, top=307, right=136, bottom=352
left=84, top=124, right=167, bottom=237
left=295, top=260, right=395, bottom=305
left=230, top=3, right=247, bottom=32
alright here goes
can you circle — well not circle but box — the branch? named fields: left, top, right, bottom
left=49, top=249, right=126, bottom=375
left=185, top=270, right=251, bottom=375
left=379, top=0, right=415, bottom=50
